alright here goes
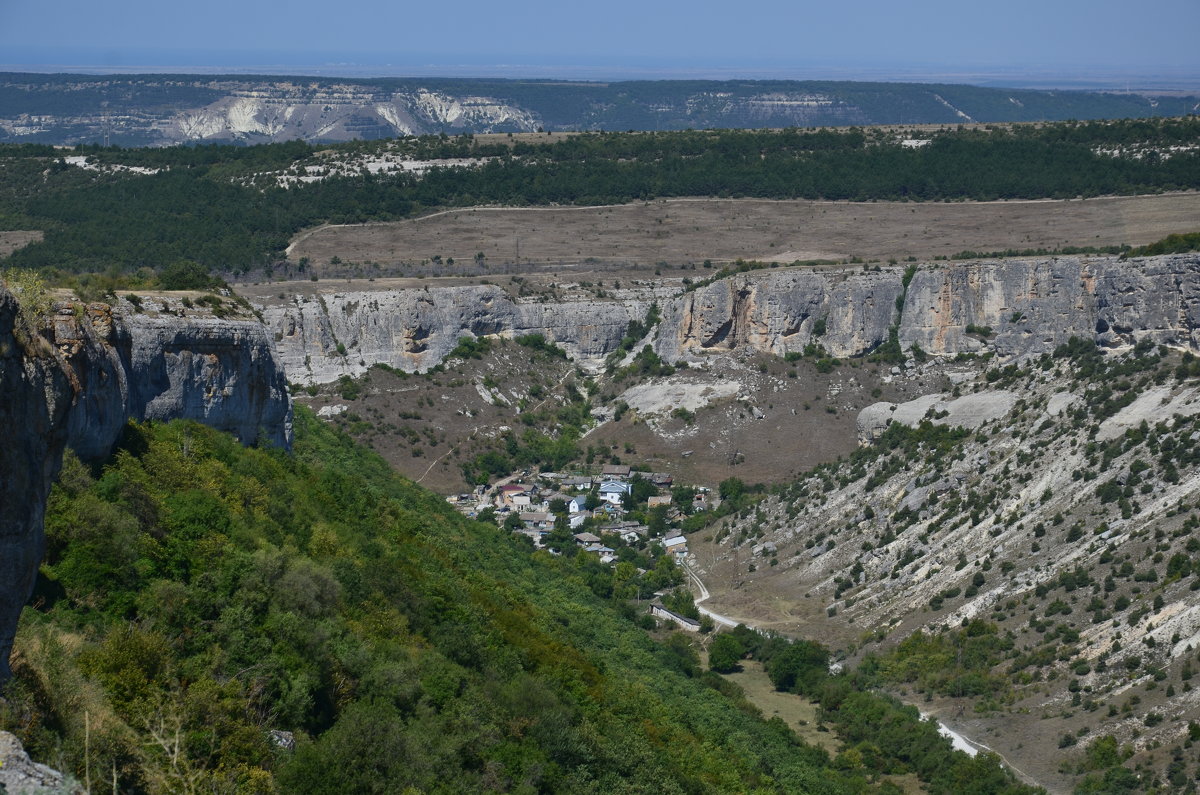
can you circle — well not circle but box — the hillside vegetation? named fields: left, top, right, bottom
left=0, top=409, right=1035, bottom=793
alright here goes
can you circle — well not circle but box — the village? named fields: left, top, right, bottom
left=446, top=464, right=721, bottom=628
left=448, top=464, right=719, bottom=559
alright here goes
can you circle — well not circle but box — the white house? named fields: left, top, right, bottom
left=599, top=481, right=631, bottom=505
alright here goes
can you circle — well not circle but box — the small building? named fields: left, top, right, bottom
left=647, top=495, right=672, bottom=509
left=619, top=527, right=646, bottom=544
left=650, top=604, right=700, bottom=632
left=498, top=484, right=531, bottom=507
left=573, top=531, right=601, bottom=545
left=547, top=499, right=583, bottom=516
left=517, top=527, right=550, bottom=547
left=663, top=535, right=688, bottom=561
left=569, top=511, right=591, bottom=530
left=601, top=464, right=632, bottom=478
left=583, top=543, right=618, bottom=564
left=520, top=512, right=555, bottom=531
left=594, top=502, right=624, bottom=518
left=599, top=481, right=632, bottom=505
left=647, top=472, right=674, bottom=487
left=562, top=476, right=594, bottom=489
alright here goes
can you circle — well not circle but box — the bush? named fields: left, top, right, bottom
left=157, top=259, right=218, bottom=291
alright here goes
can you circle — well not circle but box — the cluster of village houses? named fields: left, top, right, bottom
left=447, top=464, right=716, bottom=566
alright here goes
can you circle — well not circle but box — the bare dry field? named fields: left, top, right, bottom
left=0, top=230, right=42, bottom=258
left=288, top=193, right=1200, bottom=272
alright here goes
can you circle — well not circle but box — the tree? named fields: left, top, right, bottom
left=718, top=477, right=746, bottom=503
left=709, top=634, right=745, bottom=673
left=765, top=639, right=830, bottom=696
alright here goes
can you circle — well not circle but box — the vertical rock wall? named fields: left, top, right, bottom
left=0, top=292, right=293, bottom=678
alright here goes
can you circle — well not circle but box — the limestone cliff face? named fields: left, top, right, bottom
left=262, top=285, right=647, bottom=383
left=261, top=254, right=1200, bottom=384
left=899, top=254, right=1200, bottom=357
left=656, top=254, right=1200, bottom=363
left=0, top=292, right=73, bottom=680
left=0, top=291, right=292, bottom=678
left=652, top=270, right=903, bottom=363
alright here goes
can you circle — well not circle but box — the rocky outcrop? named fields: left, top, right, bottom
left=0, top=731, right=81, bottom=794
left=262, top=286, right=647, bottom=383
left=857, top=391, right=1019, bottom=443
left=0, top=291, right=292, bottom=679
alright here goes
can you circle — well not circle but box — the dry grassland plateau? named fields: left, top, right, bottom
left=289, top=193, right=1200, bottom=271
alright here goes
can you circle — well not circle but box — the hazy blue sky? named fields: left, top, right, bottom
left=2, top=0, right=1197, bottom=85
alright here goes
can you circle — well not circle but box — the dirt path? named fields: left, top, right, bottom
left=415, top=427, right=477, bottom=485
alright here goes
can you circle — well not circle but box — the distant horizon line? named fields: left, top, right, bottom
left=1, top=61, right=1197, bottom=93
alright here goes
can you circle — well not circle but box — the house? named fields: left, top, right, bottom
left=600, top=521, right=648, bottom=544
left=520, top=512, right=555, bottom=531
left=650, top=604, right=700, bottom=632
left=568, top=511, right=591, bottom=530
left=573, top=531, right=601, bottom=546
left=511, top=493, right=533, bottom=509
left=594, top=502, right=624, bottom=518
left=618, top=526, right=647, bottom=544
left=498, top=484, right=531, bottom=507
left=518, top=528, right=550, bottom=547
left=599, top=481, right=632, bottom=505
left=583, top=543, right=618, bottom=564
left=647, top=472, right=674, bottom=487
left=663, top=535, right=688, bottom=561
left=562, top=476, right=594, bottom=489
left=566, top=496, right=585, bottom=514
left=601, top=464, right=631, bottom=478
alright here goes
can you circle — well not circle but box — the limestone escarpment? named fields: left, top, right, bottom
left=652, top=270, right=903, bottom=363
left=0, top=291, right=293, bottom=678
left=261, top=254, right=1200, bottom=385
left=655, top=254, right=1200, bottom=364
left=262, top=285, right=648, bottom=383
left=899, top=254, right=1200, bottom=357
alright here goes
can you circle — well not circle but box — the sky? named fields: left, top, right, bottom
left=1, top=0, right=1198, bottom=87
